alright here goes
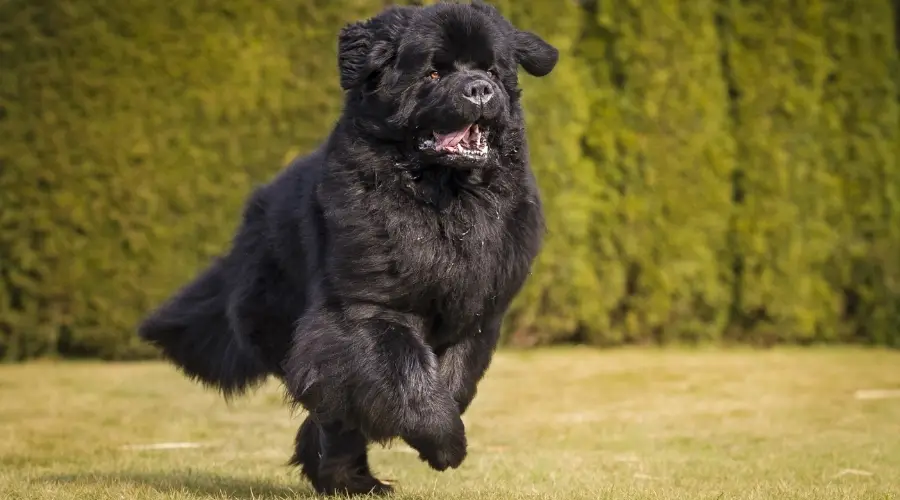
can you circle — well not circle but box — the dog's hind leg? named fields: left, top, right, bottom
left=290, top=415, right=392, bottom=496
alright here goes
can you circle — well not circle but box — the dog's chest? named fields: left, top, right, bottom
left=392, top=203, right=507, bottom=310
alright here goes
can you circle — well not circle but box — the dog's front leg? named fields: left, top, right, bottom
left=438, top=314, right=503, bottom=414
left=285, top=307, right=467, bottom=472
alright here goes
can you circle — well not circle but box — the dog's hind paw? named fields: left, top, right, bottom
left=316, top=475, right=395, bottom=496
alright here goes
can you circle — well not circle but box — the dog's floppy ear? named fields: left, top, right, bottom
left=469, top=1, right=557, bottom=76
left=514, top=30, right=558, bottom=77
left=337, top=20, right=393, bottom=90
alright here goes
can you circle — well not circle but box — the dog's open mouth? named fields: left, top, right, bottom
left=419, top=123, right=488, bottom=159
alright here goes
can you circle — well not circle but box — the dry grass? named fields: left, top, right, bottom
left=1, top=347, right=899, bottom=499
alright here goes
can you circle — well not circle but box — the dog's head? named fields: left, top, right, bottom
left=337, top=1, right=558, bottom=168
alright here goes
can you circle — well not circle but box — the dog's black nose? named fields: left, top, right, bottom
left=463, top=79, right=493, bottom=104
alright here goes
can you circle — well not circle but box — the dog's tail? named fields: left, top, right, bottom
left=138, top=258, right=269, bottom=398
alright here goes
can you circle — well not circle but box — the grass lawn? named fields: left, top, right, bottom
left=1, top=347, right=899, bottom=499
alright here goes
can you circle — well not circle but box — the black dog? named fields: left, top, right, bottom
left=138, top=1, right=557, bottom=495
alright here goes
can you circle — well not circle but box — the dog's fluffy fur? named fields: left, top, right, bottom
left=138, top=1, right=558, bottom=495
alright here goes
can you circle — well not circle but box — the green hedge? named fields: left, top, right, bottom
left=720, top=0, right=843, bottom=343
left=566, top=0, right=735, bottom=345
left=1, top=0, right=898, bottom=359
left=820, top=0, right=900, bottom=345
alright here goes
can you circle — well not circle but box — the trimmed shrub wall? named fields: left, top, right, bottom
left=1, top=0, right=898, bottom=359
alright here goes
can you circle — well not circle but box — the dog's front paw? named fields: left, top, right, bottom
left=407, top=417, right=467, bottom=471
left=421, top=433, right=467, bottom=471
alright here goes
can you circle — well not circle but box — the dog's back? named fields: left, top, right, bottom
left=138, top=147, right=327, bottom=397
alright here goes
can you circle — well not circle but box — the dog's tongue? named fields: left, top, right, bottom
left=433, top=124, right=475, bottom=151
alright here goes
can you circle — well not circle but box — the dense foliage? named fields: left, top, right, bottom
left=1, top=0, right=898, bottom=360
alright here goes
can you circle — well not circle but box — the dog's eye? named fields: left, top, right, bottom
left=487, top=69, right=496, bottom=78
left=428, top=71, right=440, bottom=80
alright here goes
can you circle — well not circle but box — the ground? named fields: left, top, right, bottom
left=1, top=347, right=899, bottom=500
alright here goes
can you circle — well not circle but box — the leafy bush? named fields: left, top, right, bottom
left=1, top=0, right=898, bottom=359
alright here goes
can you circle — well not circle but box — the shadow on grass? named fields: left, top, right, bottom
left=39, top=471, right=315, bottom=499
